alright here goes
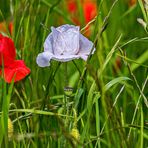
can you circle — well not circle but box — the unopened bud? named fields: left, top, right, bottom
left=137, top=18, right=147, bottom=29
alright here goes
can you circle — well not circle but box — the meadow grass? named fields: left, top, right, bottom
left=0, top=0, right=148, bottom=147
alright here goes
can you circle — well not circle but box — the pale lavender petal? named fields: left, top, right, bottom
left=51, top=27, right=66, bottom=55
left=36, top=24, right=96, bottom=67
left=52, top=54, right=84, bottom=62
left=61, top=26, right=79, bottom=55
left=36, top=52, right=53, bottom=67
left=57, top=24, right=76, bottom=33
left=44, top=33, right=53, bottom=53
left=79, top=34, right=95, bottom=55
left=51, top=26, right=80, bottom=55
left=80, top=55, right=88, bottom=61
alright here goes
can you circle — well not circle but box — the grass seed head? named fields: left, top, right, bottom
left=8, top=118, right=13, bottom=139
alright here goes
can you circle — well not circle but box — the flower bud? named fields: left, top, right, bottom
left=137, top=18, right=147, bottom=29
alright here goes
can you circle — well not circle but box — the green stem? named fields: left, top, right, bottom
left=64, top=62, right=68, bottom=87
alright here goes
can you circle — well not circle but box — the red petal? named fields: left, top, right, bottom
left=3, top=60, right=30, bottom=83
left=67, top=1, right=77, bottom=13
left=0, top=33, right=16, bottom=66
left=83, top=2, right=97, bottom=23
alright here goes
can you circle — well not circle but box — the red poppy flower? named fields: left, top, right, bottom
left=68, top=0, right=77, bottom=13
left=0, top=34, right=30, bottom=83
left=83, top=1, right=97, bottom=23
left=67, top=0, right=81, bottom=25
left=68, top=0, right=96, bottom=23
left=0, top=34, right=16, bottom=66
left=67, top=0, right=97, bottom=36
left=83, top=1, right=97, bottom=36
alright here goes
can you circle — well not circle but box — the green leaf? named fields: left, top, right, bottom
left=131, top=50, right=148, bottom=71
left=105, top=77, right=131, bottom=91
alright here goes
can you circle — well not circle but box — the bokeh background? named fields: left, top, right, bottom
left=0, top=0, right=148, bottom=147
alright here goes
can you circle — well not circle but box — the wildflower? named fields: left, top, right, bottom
left=83, top=0, right=97, bottom=24
left=0, top=34, right=30, bottom=83
left=68, top=0, right=77, bottom=13
left=67, top=0, right=97, bottom=36
left=68, top=0, right=97, bottom=23
left=36, top=24, right=95, bottom=67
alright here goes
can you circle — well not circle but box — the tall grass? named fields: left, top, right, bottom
left=0, top=0, right=148, bottom=147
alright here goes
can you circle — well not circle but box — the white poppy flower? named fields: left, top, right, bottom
left=36, top=24, right=95, bottom=67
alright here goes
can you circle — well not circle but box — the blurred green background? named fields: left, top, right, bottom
left=0, top=0, right=148, bottom=147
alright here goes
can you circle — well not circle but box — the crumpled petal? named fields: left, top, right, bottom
left=36, top=51, right=88, bottom=67
left=36, top=51, right=79, bottom=67
left=51, top=26, right=79, bottom=55
left=44, top=33, right=53, bottom=53
left=56, top=24, right=75, bottom=32
left=36, top=52, right=53, bottom=67
left=61, top=26, right=79, bottom=55
left=79, top=34, right=95, bottom=55
left=1, top=60, right=30, bottom=83
left=0, top=34, right=16, bottom=66
left=51, top=27, right=65, bottom=55
left=52, top=54, right=85, bottom=62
